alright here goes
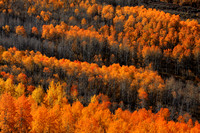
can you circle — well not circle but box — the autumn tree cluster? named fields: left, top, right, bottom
left=0, top=1, right=199, bottom=80
left=0, top=46, right=199, bottom=121
left=0, top=0, right=200, bottom=129
left=0, top=92, right=200, bottom=132
left=0, top=47, right=199, bottom=132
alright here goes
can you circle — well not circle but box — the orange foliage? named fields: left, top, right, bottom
left=102, top=5, right=114, bottom=20
left=0, top=84, right=198, bottom=132
left=40, top=11, right=52, bottom=21
left=71, top=86, right=78, bottom=98
left=0, top=93, right=16, bottom=132
left=27, top=85, right=35, bottom=93
left=16, top=26, right=26, bottom=37
left=15, top=95, right=32, bottom=132
left=2, top=25, right=10, bottom=33
left=0, top=0, right=200, bottom=129
left=32, top=27, right=39, bottom=35
left=138, top=87, right=148, bottom=100
left=27, top=6, right=36, bottom=16
left=17, top=73, right=27, bottom=84
left=43, top=67, right=51, bottom=73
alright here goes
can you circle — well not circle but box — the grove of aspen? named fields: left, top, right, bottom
left=0, top=0, right=199, bottom=132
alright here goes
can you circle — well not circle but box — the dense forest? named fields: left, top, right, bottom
left=0, top=47, right=199, bottom=132
left=0, top=0, right=199, bottom=132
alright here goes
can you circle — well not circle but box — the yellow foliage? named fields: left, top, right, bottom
left=32, top=86, right=44, bottom=105
left=15, top=83, right=25, bottom=98
left=5, top=78, right=15, bottom=96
